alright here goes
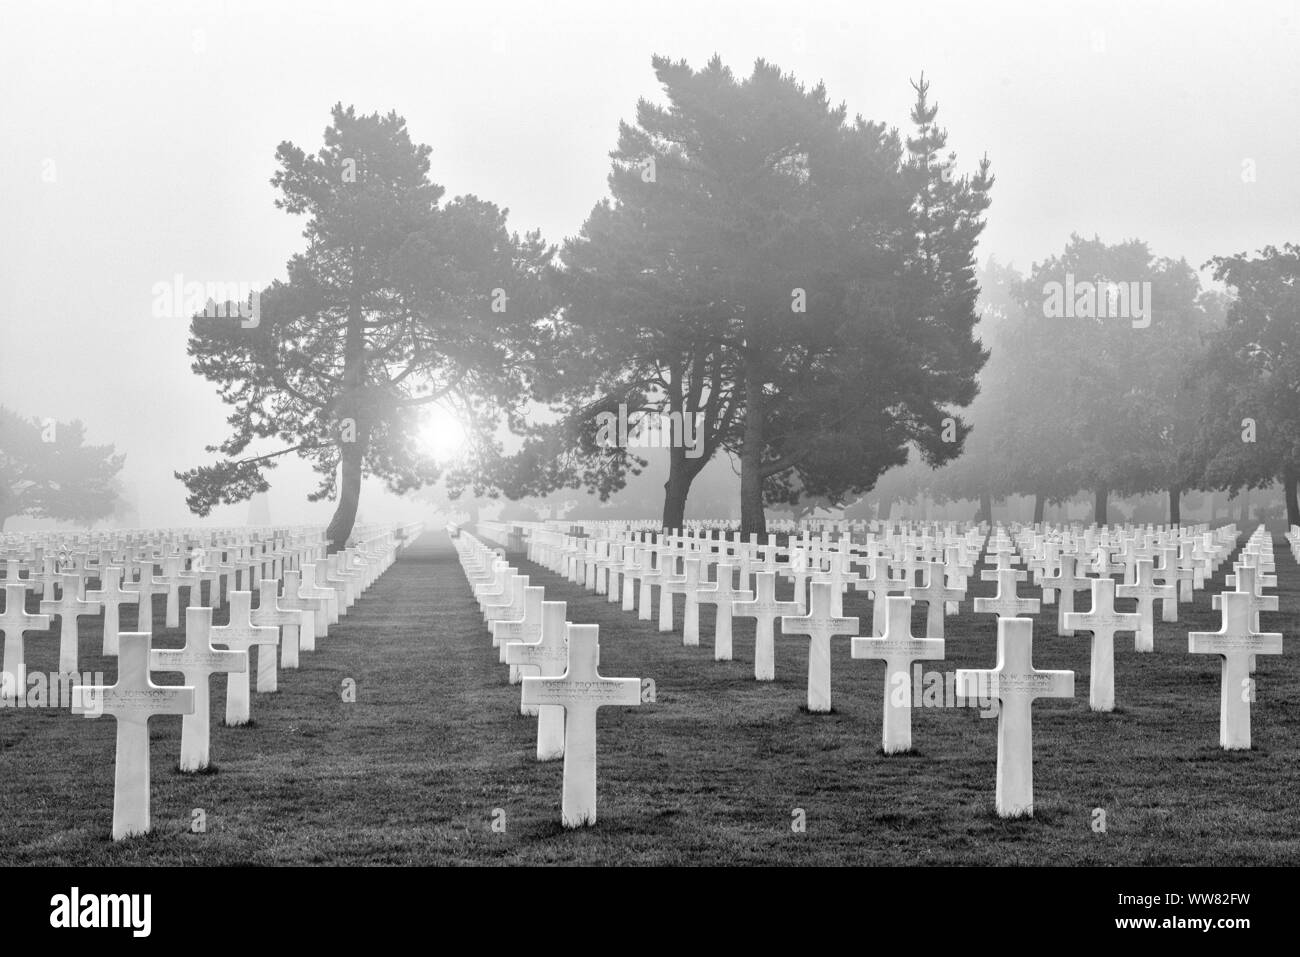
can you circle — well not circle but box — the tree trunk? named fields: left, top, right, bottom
left=1032, top=490, right=1046, bottom=524
left=878, top=496, right=893, bottom=521
left=1238, top=488, right=1251, bottom=525
left=662, top=450, right=693, bottom=533
left=660, top=368, right=712, bottom=531
left=1093, top=485, right=1108, bottom=526
left=1168, top=486, right=1181, bottom=526
left=326, top=256, right=367, bottom=553
left=738, top=357, right=767, bottom=538
left=1284, top=469, right=1300, bottom=528
left=978, top=490, right=993, bottom=525
left=326, top=437, right=364, bottom=551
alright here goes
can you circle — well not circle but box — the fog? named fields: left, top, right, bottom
left=2, top=0, right=1297, bottom=527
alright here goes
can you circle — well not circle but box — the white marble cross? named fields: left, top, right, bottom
left=40, top=573, right=101, bottom=676
left=151, top=606, right=247, bottom=771
left=520, top=623, right=642, bottom=827
left=506, top=600, right=569, bottom=755
left=1214, top=563, right=1278, bottom=673
left=86, top=565, right=139, bottom=656
left=153, top=556, right=188, bottom=629
left=277, top=570, right=324, bottom=653
left=177, top=563, right=207, bottom=615
left=784, top=545, right=812, bottom=613
left=494, top=584, right=545, bottom=689
left=851, top=595, right=944, bottom=753
left=906, top=560, right=964, bottom=639
left=732, top=571, right=802, bottom=681
left=1116, top=558, right=1175, bottom=652
left=1154, top=546, right=1187, bottom=621
left=956, top=617, right=1074, bottom=817
left=781, top=581, right=860, bottom=713
left=493, top=583, right=543, bottom=658
left=72, top=632, right=194, bottom=840
left=695, top=562, right=753, bottom=661
left=1176, top=545, right=1200, bottom=601
left=1090, top=546, right=1125, bottom=579
left=1040, top=553, right=1090, bottom=636
left=619, top=546, right=640, bottom=611
left=679, top=558, right=706, bottom=646
left=979, top=549, right=1022, bottom=582
left=124, top=564, right=162, bottom=636
left=1062, top=577, right=1139, bottom=712
left=635, top=547, right=664, bottom=622
left=657, top=560, right=690, bottom=634
left=251, top=579, right=307, bottom=689
left=209, top=591, right=278, bottom=726
left=1, top=583, right=51, bottom=705
left=973, top=568, right=1041, bottom=620
left=484, top=573, right=529, bottom=625
left=300, top=562, right=340, bottom=630
left=596, top=543, right=623, bottom=602
left=1189, top=590, right=1282, bottom=750
left=474, top=560, right=511, bottom=604
left=943, top=545, right=973, bottom=614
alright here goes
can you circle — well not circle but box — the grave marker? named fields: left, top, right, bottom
left=151, top=606, right=247, bottom=771
left=1116, top=558, right=1175, bottom=652
left=72, top=633, right=194, bottom=839
left=40, top=573, right=101, bottom=676
left=732, top=572, right=802, bottom=681
left=1, top=583, right=51, bottom=705
left=781, top=581, right=860, bottom=713
left=695, top=562, right=753, bottom=661
left=906, top=560, right=964, bottom=639
left=973, top=568, right=1041, bottom=620
left=1062, top=577, right=1139, bottom=711
left=956, top=617, right=1074, bottom=817
left=209, top=591, right=278, bottom=726
left=1188, top=591, right=1282, bottom=750
left=851, top=595, right=944, bottom=753
left=506, top=601, right=569, bottom=755
left=520, top=624, right=642, bottom=827
left=87, top=565, right=139, bottom=656
left=493, top=584, right=544, bottom=689
left=1040, top=554, right=1090, bottom=636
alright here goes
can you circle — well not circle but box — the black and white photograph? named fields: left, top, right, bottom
left=1, top=0, right=1296, bottom=919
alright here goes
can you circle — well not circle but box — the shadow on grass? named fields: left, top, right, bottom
left=1177, top=746, right=1266, bottom=762
left=173, top=763, right=220, bottom=776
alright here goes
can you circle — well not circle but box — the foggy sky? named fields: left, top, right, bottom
left=2, top=0, right=1297, bottom=528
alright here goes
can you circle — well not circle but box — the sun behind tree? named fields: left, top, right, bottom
left=176, top=104, right=553, bottom=549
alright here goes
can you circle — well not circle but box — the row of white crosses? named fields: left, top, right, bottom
left=513, top=514, right=1284, bottom=815
left=521, top=522, right=985, bottom=699
left=987, top=520, right=1282, bottom=748
left=455, top=529, right=644, bottom=829
left=0, top=528, right=380, bottom=698
left=0, top=521, right=420, bottom=840
left=517, top=520, right=1082, bottom=817
left=523, top=522, right=979, bottom=677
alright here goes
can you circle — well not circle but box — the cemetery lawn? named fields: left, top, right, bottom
left=3, top=530, right=1298, bottom=866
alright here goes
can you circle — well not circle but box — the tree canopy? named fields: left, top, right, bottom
left=177, top=104, right=553, bottom=548
left=0, top=407, right=124, bottom=530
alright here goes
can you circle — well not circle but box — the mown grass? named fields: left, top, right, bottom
left=2, top=530, right=1297, bottom=865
